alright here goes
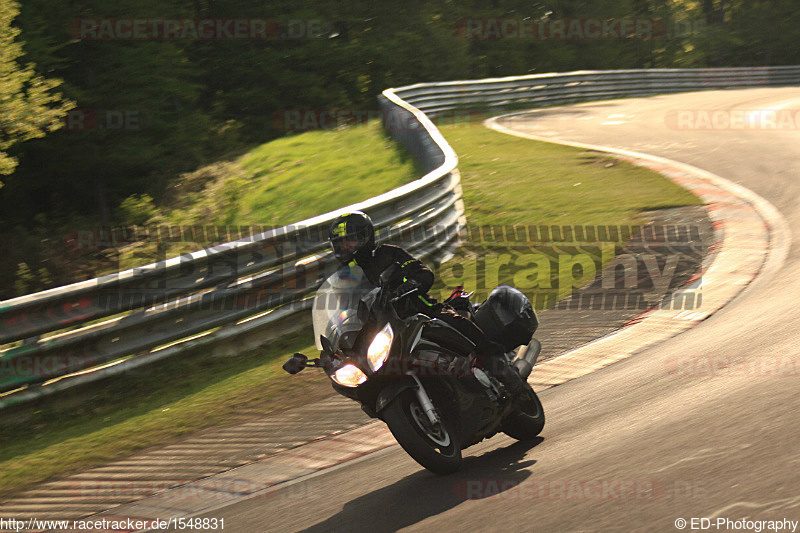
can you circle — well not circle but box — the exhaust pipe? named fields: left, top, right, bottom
left=513, top=338, right=541, bottom=380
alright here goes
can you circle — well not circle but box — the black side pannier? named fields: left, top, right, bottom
left=473, top=285, right=538, bottom=351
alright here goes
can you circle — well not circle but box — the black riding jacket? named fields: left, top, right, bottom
left=353, top=244, right=434, bottom=294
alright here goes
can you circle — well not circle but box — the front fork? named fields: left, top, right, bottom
left=408, top=372, right=441, bottom=425
left=372, top=373, right=443, bottom=425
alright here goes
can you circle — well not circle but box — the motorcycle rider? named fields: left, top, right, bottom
left=327, top=211, right=527, bottom=397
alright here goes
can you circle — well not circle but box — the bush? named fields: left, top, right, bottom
left=118, top=194, right=157, bottom=226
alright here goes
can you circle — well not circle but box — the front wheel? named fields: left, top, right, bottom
left=382, top=388, right=462, bottom=475
left=502, top=385, right=545, bottom=440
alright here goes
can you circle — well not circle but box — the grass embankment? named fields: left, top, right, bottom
left=115, top=122, right=418, bottom=269
left=0, top=120, right=700, bottom=498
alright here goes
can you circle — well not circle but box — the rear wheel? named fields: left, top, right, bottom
left=502, top=385, right=545, bottom=440
left=382, top=388, right=462, bottom=475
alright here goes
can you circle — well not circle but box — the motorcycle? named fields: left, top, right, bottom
left=283, top=263, right=545, bottom=474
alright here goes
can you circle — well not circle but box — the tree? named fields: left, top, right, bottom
left=0, top=0, right=72, bottom=182
left=8, top=0, right=224, bottom=223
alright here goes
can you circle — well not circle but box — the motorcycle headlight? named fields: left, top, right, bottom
left=331, top=364, right=367, bottom=387
left=367, top=323, right=394, bottom=372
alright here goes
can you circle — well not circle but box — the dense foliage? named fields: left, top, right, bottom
left=1, top=0, right=797, bottom=297
left=0, top=0, right=72, bottom=178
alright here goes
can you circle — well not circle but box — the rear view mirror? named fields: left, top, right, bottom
left=283, top=353, right=308, bottom=374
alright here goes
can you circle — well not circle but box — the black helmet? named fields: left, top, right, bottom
left=328, top=211, right=375, bottom=264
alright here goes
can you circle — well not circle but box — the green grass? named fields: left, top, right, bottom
left=160, top=122, right=418, bottom=228
left=0, top=119, right=703, bottom=498
left=236, top=126, right=418, bottom=224
left=443, top=121, right=701, bottom=227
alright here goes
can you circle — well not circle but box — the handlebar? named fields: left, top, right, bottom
left=389, top=287, right=419, bottom=304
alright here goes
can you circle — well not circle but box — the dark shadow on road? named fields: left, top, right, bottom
left=300, top=438, right=543, bottom=533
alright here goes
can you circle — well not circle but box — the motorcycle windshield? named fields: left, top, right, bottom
left=312, top=264, right=377, bottom=351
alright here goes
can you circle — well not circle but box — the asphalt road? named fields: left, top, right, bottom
left=185, top=88, right=800, bottom=532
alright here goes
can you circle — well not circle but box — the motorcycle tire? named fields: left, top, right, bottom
left=502, top=385, right=545, bottom=440
left=382, top=388, right=462, bottom=475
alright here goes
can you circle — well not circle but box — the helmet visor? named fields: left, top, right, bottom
left=331, top=233, right=368, bottom=261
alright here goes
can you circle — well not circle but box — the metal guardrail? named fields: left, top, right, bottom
left=2, top=66, right=798, bottom=408
left=391, top=67, right=800, bottom=115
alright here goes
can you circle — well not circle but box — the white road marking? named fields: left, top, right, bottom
left=654, top=445, right=751, bottom=473
left=708, top=496, right=800, bottom=519
left=745, top=97, right=800, bottom=124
